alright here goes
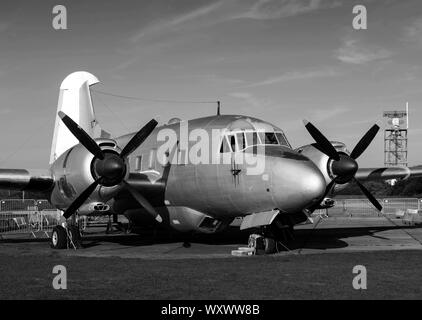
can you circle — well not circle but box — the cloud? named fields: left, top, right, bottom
left=130, top=1, right=225, bottom=43
left=308, top=106, right=350, bottom=123
left=169, top=1, right=225, bottom=26
left=336, top=39, right=393, bottom=65
left=130, top=0, right=342, bottom=43
left=233, top=0, right=341, bottom=20
left=242, top=68, right=339, bottom=88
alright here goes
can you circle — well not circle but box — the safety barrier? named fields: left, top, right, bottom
left=0, top=199, right=56, bottom=212
left=313, top=198, right=422, bottom=217
left=1, top=198, right=421, bottom=239
left=0, top=210, right=62, bottom=238
left=0, top=199, right=61, bottom=238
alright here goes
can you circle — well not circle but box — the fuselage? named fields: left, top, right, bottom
left=112, top=115, right=326, bottom=228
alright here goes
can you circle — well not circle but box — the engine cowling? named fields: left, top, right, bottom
left=50, top=138, right=128, bottom=214
left=295, top=141, right=351, bottom=190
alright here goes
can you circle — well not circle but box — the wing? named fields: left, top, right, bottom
left=0, top=169, right=54, bottom=192
left=355, top=166, right=422, bottom=182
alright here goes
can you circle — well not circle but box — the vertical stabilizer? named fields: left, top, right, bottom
left=49, top=71, right=101, bottom=164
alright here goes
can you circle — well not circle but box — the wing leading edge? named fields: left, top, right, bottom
left=356, top=166, right=422, bottom=182
left=0, top=169, right=54, bottom=192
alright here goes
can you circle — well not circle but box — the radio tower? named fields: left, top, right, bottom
left=383, top=103, right=409, bottom=167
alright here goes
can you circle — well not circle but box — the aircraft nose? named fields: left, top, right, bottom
left=271, top=157, right=326, bottom=211
left=299, top=164, right=326, bottom=207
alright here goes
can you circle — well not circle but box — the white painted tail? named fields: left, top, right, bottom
left=49, top=71, right=104, bottom=164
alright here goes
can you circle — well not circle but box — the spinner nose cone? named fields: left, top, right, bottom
left=94, top=153, right=126, bottom=184
left=331, top=154, right=358, bottom=178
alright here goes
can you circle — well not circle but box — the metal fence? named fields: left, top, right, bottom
left=0, top=199, right=56, bottom=212
left=314, top=198, right=422, bottom=217
left=1, top=197, right=421, bottom=239
left=0, top=199, right=61, bottom=239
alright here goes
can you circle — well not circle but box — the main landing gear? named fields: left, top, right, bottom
left=248, top=234, right=277, bottom=254
left=50, top=224, right=82, bottom=249
left=248, top=221, right=295, bottom=255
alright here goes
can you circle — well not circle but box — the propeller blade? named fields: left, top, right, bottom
left=123, top=180, right=162, bottom=223
left=63, top=179, right=100, bottom=219
left=162, top=140, right=179, bottom=182
left=350, top=124, right=380, bottom=160
left=323, top=179, right=336, bottom=199
left=353, top=178, right=383, bottom=211
left=303, top=120, right=340, bottom=161
left=59, top=111, right=104, bottom=160
left=120, top=119, right=158, bottom=158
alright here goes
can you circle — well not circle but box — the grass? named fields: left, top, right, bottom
left=0, top=250, right=421, bottom=299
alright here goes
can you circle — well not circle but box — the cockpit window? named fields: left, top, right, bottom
left=275, top=132, right=289, bottom=147
left=259, top=132, right=278, bottom=145
left=236, top=132, right=246, bottom=151
left=229, top=135, right=236, bottom=152
left=220, top=129, right=290, bottom=153
left=245, top=131, right=258, bottom=147
left=220, top=136, right=232, bottom=153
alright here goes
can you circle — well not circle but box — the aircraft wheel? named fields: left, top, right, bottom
left=51, top=226, right=67, bottom=249
left=68, top=225, right=82, bottom=248
left=264, top=237, right=276, bottom=254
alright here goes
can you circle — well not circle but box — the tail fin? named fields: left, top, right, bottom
left=49, top=71, right=104, bottom=164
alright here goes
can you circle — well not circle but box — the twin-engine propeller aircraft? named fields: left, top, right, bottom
left=1, top=71, right=421, bottom=253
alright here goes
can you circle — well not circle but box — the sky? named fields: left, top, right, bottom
left=1, top=0, right=422, bottom=168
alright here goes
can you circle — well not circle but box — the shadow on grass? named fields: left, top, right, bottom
left=1, top=223, right=419, bottom=252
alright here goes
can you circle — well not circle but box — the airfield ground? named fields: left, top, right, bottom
left=0, top=216, right=422, bottom=299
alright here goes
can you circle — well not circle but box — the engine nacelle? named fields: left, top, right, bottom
left=49, top=139, right=128, bottom=214
left=296, top=141, right=351, bottom=191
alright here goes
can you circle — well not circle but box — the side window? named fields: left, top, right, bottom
left=236, top=132, right=246, bottom=151
left=135, top=155, right=143, bottom=171
left=220, top=136, right=232, bottom=153
left=228, top=134, right=236, bottom=152
left=148, top=149, right=156, bottom=169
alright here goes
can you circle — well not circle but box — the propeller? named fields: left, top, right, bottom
left=304, top=120, right=382, bottom=211
left=59, top=112, right=161, bottom=221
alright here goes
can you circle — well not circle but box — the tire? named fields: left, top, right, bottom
left=264, top=237, right=276, bottom=254
left=51, top=226, right=67, bottom=249
left=68, top=225, right=81, bottom=249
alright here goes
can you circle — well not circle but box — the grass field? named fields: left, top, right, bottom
left=0, top=249, right=421, bottom=299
